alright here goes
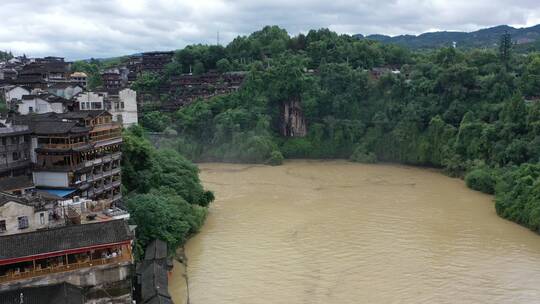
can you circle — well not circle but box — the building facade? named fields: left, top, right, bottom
left=0, top=219, right=134, bottom=303
left=11, top=111, right=122, bottom=203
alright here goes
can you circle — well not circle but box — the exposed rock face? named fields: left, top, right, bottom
left=281, top=99, right=307, bottom=137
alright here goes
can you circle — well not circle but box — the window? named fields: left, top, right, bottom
left=0, top=220, right=6, bottom=233
left=18, top=216, right=29, bottom=229
left=12, top=152, right=20, bottom=161
left=39, top=213, right=45, bottom=225
left=28, top=106, right=33, bottom=113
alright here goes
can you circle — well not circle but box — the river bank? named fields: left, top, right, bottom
left=168, top=247, right=189, bottom=304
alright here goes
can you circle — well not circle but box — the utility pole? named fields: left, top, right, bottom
left=217, top=31, right=220, bottom=46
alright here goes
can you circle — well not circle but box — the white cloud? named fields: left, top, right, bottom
left=0, top=0, right=538, bottom=59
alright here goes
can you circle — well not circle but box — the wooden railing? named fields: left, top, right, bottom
left=0, top=252, right=131, bottom=284
left=40, top=142, right=90, bottom=150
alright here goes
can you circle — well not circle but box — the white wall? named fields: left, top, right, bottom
left=50, top=102, right=65, bottom=113
left=111, top=88, right=138, bottom=127
left=5, top=86, right=30, bottom=102
left=76, top=92, right=104, bottom=110
left=0, top=202, right=37, bottom=235
left=33, top=171, right=69, bottom=188
left=64, top=86, right=83, bottom=99
left=17, top=98, right=64, bottom=115
left=30, top=137, right=38, bottom=163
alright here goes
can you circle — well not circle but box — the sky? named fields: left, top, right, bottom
left=1, top=0, right=540, bottom=60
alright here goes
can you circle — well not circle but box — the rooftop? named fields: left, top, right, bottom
left=0, top=219, right=132, bottom=261
left=9, top=113, right=91, bottom=135
left=70, top=72, right=87, bottom=78
left=0, top=176, right=33, bottom=192
left=139, top=261, right=173, bottom=304
left=144, top=240, right=168, bottom=261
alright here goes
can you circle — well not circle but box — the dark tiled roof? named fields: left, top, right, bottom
left=140, top=261, right=172, bottom=304
left=0, top=220, right=132, bottom=260
left=21, top=93, right=71, bottom=104
left=0, top=175, right=33, bottom=192
left=60, top=110, right=110, bottom=120
left=9, top=114, right=90, bottom=135
left=0, top=191, right=27, bottom=207
left=48, top=83, right=82, bottom=90
left=144, top=295, right=174, bottom=304
left=144, top=240, right=168, bottom=261
left=30, top=121, right=89, bottom=135
left=0, top=282, right=84, bottom=304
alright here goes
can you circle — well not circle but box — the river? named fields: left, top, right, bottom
left=170, top=160, right=540, bottom=304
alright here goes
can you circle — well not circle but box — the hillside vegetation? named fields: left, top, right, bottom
left=357, top=24, right=540, bottom=51
left=137, top=26, right=540, bottom=234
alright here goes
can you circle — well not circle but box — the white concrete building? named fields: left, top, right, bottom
left=109, top=88, right=138, bottom=127
left=75, top=92, right=104, bottom=110
left=18, top=94, right=69, bottom=115
left=1, top=85, right=30, bottom=103
left=0, top=194, right=59, bottom=235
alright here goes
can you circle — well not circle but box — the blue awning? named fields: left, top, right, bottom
left=39, top=188, right=77, bottom=198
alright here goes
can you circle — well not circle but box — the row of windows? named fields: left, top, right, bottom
left=0, top=151, right=28, bottom=162
left=80, top=102, right=103, bottom=110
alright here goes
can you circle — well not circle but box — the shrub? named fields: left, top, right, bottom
left=350, top=145, right=377, bottom=163
left=465, top=168, right=497, bottom=194
left=267, top=150, right=284, bottom=166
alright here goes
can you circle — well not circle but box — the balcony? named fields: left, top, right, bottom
left=0, top=247, right=132, bottom=284
left=39, top=142, right=91, bottom=151
left=33, top=162, right=85, bottom=172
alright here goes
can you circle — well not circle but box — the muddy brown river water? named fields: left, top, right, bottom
left=170, top=160, right=540, bottom=304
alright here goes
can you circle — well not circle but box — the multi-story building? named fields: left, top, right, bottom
left=0, top=122, right=32, bottom=194
left=127, top=51, right=173, bottom=78
left=69, top=72, right=87, bottom=88
left=10, top=111, right=122, bottom=203
left=107, top=88, right=139, bottom=128
left=162, top=71, right=247, bottom=111
left=74, top=91, right=105, bottom=111
left=101, top=67, right=130, bottom=93
left=14, top=58, right=71, bottom=90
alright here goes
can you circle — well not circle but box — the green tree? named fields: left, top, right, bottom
left=216, top=58, right=232, bottom=73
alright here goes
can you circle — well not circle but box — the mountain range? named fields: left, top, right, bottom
left=355, top=24, right=540, bottom=50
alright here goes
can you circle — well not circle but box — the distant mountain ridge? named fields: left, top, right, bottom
left=355, top=24, right=540, bottom=50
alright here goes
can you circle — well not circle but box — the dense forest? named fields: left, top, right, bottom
left=136, top=26, right=540, bottom=234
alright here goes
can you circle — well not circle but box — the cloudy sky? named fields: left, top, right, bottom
left=1, top=0, right=539, bottom=60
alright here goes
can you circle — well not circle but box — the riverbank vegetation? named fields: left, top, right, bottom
left=122, top=126, right=214, bottom=256
left=138, top=26, right=540, bottom=233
